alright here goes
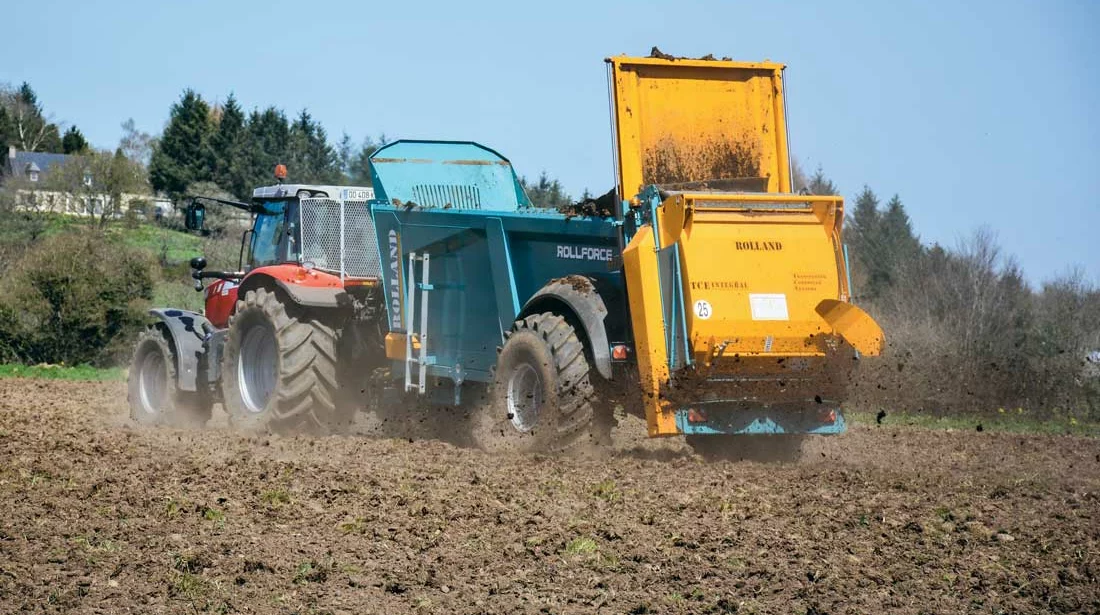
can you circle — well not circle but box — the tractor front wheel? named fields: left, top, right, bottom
left=473, top=312, right=595, bottom=453
left=221, top=287, right=340, bottom=434
left=127, top=327, right=212, bottom=427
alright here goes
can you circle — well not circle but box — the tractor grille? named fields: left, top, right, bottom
left=299, top=198, right=382, bottom=279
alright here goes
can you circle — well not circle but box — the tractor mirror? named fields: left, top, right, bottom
left=185, top=202, right=206, bottom=232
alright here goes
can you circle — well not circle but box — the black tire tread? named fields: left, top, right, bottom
left=127, top=327, right=212, bottom=427
left=480, top=312, right=596, bottom=453
left=223, top=287, right=340, bottom=433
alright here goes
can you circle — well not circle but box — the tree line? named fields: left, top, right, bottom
left=150, top=89, right=575, bottom=208
left=4, top=82, right=577, bottom=209
left=149, top=90, right=387, bottom=201
left=3, top=83, right=575, bottom=225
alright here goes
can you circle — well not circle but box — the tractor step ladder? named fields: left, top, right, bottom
left=404, top=252, right=433, bottom=394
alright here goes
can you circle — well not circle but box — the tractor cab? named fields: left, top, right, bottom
left=182, top=168, right=378, bottom=328
left=242, top=182, right=376, bottom=274
left=185, top=182, right=374, bottom=273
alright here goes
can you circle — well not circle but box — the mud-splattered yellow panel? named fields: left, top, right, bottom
left=607, top=56, right=790, bottom=199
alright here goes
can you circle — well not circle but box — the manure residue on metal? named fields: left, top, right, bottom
left=648, top=46, right=732, bottom=62
left=557, top=187, right=617, bottom=219
left=548, top=274, right=595, bottom=294
left=643, top=136, right=763, bottom=187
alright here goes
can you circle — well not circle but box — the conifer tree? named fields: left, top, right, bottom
left=807, top=165, right=838, bottom=195
left=349, top=137, right=382, bottom=186
left=61, top=126, right=89, bottom=154
left=881, top=194, right=921, bottom=261
left=246, top=107, right=290, bottom=186
left=149, top=89, right=213, bottom=197
left=520, top=172, right=571, bottom=209
left=287, top=110, right=341, bottom=184
left=337, top=132, right=354, bottom=182
left=210, top=94, right=251, bottom=199
left=848, top=185, right=880, bottom=252
left=846, top=186, right=883, bottom=296
left=0, top=105, right=12, bottom=155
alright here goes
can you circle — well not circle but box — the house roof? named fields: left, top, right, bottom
left=7, top=150, right=70, bottom=179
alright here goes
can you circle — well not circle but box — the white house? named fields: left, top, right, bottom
left=2, top=145, right=170, bottom=217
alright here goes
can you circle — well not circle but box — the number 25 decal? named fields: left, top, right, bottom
left=693, top=299, right=713, bottom=320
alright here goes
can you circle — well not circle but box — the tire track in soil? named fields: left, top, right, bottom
left=0, top=379, right=1097, bottom=614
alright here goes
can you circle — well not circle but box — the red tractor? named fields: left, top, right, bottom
left=127, top=171, right=386, bottom=432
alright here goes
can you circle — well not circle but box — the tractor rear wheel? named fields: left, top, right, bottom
left=127, top=327, right=212, bottom=427
left=473, top=312, right=595, bottom=453
left=221, top=287, right=340, bottom=434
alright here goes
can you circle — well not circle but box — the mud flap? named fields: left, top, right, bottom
left=815, top=299, right=885, bottom=356
left=148, top=308, right=213, bottom=392
left=521, top=277, right=613, bottom=380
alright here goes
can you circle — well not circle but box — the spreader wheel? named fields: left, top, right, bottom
left=473, top=312, right=596, bottom=453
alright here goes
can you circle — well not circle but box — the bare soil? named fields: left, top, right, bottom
left=1, top=379, right=1098, bottom=614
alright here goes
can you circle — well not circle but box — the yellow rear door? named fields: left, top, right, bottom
left=606, top=55, right=791, bottom=199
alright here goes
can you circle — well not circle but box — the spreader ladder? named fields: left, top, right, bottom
left=404, top=252, right=433, bottom=394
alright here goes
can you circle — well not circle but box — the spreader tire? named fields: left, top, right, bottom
left=473, top=312, right=595, bottom=453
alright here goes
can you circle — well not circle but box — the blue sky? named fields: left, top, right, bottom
left=6, top=0, right=1098, bottom=284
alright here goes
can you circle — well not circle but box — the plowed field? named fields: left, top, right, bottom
left=1, top=379, right=1097, bottom=614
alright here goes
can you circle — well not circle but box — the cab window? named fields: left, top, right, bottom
left=250, top=200, right=288, bottom=267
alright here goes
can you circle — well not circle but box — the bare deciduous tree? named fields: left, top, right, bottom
left=0, top=83, right=62, bottom=152
left=45, top=149, right=149, bottom=227
left=119, top=118, right=156, bottom=168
